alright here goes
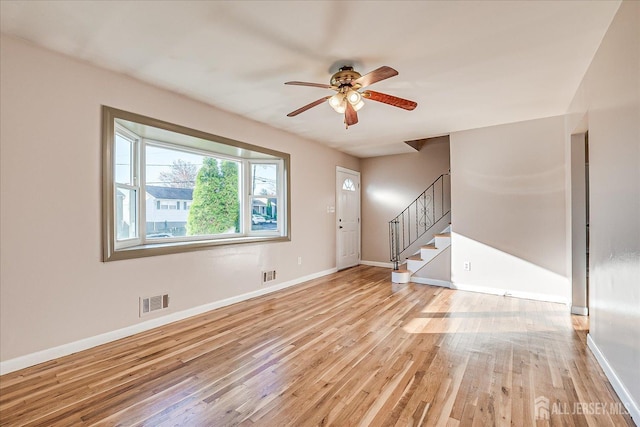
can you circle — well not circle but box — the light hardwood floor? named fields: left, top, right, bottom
left=0, top=265, right=634, bottom=426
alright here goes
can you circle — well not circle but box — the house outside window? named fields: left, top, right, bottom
left=250, top=163, right=280, bottom=231
left=145, top=186, right=194, bottom=237
left=103, top=106, right=290, bottom=261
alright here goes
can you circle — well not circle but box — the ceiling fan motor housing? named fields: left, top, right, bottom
left=330, top=66, right=362, bottom=89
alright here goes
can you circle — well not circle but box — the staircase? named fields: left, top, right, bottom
left=389, top=173, right=451, bottom=285
left=391, top=225, right=451, bottom=284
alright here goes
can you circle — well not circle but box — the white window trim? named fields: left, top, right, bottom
left=247, top=159, right=284, bottom=236
left=102, top=106, right=290, bottom=262
left=114, top=124, right=142, bottom=250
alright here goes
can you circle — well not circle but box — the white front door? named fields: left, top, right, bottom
left=336, top=167, right=360, bottom=270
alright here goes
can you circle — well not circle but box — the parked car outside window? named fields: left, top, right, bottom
left=251, top=215, right=266, bottom=224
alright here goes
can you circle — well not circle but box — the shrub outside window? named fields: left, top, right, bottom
left=102, top=106, right=290, bottom=261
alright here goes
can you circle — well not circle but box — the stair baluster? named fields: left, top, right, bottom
left=389, top=173, right=450, bottom=269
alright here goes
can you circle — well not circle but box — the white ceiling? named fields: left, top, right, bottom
left=0, top=1, right=620, bottom=158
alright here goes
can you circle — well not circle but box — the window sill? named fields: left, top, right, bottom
left=104, top=235, right=290, bottom=262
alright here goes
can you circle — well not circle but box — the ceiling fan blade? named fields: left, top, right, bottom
left=363, top=90, right=417, bottom=110
left=353, top=66, right=398, bottom=88
left=286, top=96, right=332, bottom=117
left=285, top=81, right=335, bottom=89
left=344, top=102, right=358, bottom=127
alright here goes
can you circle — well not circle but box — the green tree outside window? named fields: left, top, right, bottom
left=187, top=159, right=239, bottom=235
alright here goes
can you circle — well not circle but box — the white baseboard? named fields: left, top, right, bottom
left=0, top=267, right=337, bottom=375
left=587, top=334, right=639, bottom=424
left=360, top=260, right=393, bottom=268
left=451, top=282, right=570, bottom=305
left=411, top=277, right=451, bottom=288
left=571, top=305, right=589, bottom=316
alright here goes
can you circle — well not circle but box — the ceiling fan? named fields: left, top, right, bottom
left=285, top=65, right=417, bottom=128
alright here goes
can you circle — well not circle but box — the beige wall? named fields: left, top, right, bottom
left=0, top=36, right=358, bottom=364
left=360, top=137, right=450, bottom=264
left=566, top=0, right=640, bottom=413
left=450, top=116, right=569, bottom=302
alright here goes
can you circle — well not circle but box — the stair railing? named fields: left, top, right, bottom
left=389, top=173, right=451, bottom=269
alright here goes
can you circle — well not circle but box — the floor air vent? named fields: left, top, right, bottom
left=140, top=294, right=169, bottom=316
left=262, top=270, right=276, bottom=283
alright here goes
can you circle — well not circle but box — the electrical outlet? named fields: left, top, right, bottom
left=464, top=261, right=471, bottom=271
left=298, top=256, right=302, bottom=265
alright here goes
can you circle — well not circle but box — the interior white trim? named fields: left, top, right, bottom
left=0, top=267, right=337, bottom=375
left=587, top=334, right=639, bottom=423
left=360, top=260, right=393, bottom=269
left=411, top=277, right=452, bottom=288
left=571, top=305, right=589, bottom=316
left=451, top=282, right=570, bottom=305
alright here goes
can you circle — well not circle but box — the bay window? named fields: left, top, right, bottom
left=102, top=106, right=290, bottom=261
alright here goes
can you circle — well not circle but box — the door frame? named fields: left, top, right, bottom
left=336, top=166, right=361, bottom=270
left=570, top=131, right=589, bottom=316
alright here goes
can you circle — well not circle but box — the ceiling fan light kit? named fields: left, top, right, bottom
left=329, top=90, right=364, bottom=114
left=328, top=93, right=346, bottom=113
left=346, top=90, right=364, bottom=110
left=285, top=65, right=417, bottom=129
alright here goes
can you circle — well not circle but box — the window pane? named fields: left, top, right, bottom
left=115, top=134, right=134, bottom=185
left=252, top=164, right=277, bottom=196
left=116, top=187, right=137, bottom=240
left=342, top=178, right=356, bottom=191
left=145, top=144, right=240, bottom=238
left=146, top=145, right=202, bottom=188
left=251, top=197, right=278, bottom=231
left=189, top=159, right=241, bottom=235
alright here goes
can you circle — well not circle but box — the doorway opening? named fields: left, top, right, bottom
left=570, top=131, right=589, bottom=316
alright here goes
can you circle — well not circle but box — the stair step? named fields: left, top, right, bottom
left=391, top=268, right=411, bottom=284
left=407, top=255, right=422, bottom=261
left=421, top=244, right=436, bottom=250
left=435, top=232, right=451, bottom=238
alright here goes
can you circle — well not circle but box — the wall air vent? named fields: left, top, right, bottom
left=262, top=270, right=277, bottom=283
left=140, top=294, right=169, bottom=316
